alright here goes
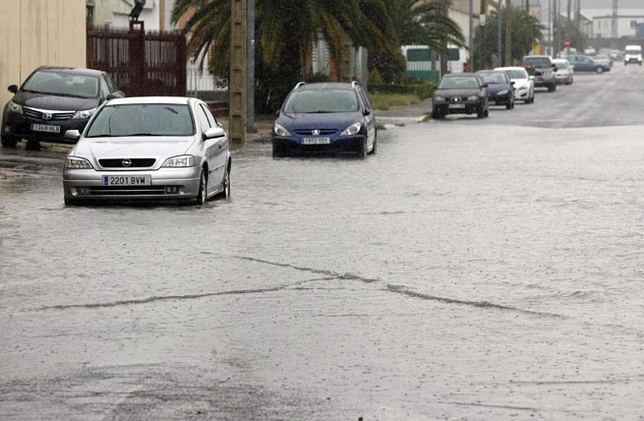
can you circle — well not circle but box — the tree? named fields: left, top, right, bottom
left=474, top=4, right=542, bottom=69
left=369, top=0, right=465, bottom=83
left=172, top=0, right=397, bottom=111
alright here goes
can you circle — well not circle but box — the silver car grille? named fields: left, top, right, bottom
left=99, top=159, right=156, bottom=168
left=23, top=107, right=75, bottom=120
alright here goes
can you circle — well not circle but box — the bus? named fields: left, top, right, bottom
left=401, top=44, right=468, bottom=83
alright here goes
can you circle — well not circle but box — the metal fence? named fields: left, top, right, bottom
left=87, top=23, right=187, bottom=97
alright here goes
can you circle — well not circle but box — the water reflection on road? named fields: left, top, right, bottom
left=1, top=107, right=644, bottom=419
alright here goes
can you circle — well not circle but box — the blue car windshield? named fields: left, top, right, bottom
left=85, top=104, right=195, bottom=137
left=283, top=90, right=359, bottom=113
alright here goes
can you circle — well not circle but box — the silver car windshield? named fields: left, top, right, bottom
left=283, top=90, right=359, bottom=113
left=85, top=104, right=195, bottom=137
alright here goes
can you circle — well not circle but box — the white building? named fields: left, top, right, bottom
left=585, top=9, right=644, bottom=38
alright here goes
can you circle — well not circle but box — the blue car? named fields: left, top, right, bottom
left=272, top=81, right=377, bottom=158
left=476, top=70, right=514, bottom=109
left=567, top=55, right=611, bottom=73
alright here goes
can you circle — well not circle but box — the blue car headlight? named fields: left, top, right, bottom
left=341, top=122, right=361, bottom=137
left=274, top=123, right=291, bottom=137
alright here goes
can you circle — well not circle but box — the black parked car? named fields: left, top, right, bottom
left=432, top=73, right=489, bottom=119
left=1, top=66, right=125, bottom=149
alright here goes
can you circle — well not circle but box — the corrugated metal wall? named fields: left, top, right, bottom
left=0, top=0, right=86, bottom=108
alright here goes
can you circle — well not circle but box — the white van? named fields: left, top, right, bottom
left=624, top=45, right=642, bottom=66
left=446, top=45, right=468, bottom=73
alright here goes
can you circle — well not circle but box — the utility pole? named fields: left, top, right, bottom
left=505, top=0, right=511, bottom=65
left=229, top=0, right=246, bottom=144
left=498, top=2, right=502, bottom=67
left=469, top=0, right=473, bottom=71
left=246, top=0, right=256, bottom=133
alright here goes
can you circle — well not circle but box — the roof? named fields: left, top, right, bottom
left=293, top=82, right=361, bottom=91
left=105, top=96, right=193, bottom=105
left=35, top=66, right=107, bottom=77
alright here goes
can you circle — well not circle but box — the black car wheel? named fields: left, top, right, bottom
left=272, top=144, right=286, bottom=158
left=215, top=163, right=231, bottom=200
left=1, top=134, right=18, bottom=148
left=548, top=83, right=556, bottom=92
left=196, top=170, right=207, bottom=205
left=359, top=137, right=368, bottom=159
left=369, top=135, right=377, bottom=155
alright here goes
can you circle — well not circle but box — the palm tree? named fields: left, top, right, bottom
left=399, top=0, right=466, bottom=54
left=474, top=5, right=543, bottom=69
left=369, top=0, right=465, bottom=83
left=172, top=0, right=395, bottom=80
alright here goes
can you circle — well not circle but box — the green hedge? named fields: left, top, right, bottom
left=369, top=82, right=435, bottom=99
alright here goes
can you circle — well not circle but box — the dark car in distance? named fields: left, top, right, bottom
left=272, top=81, right=377, bottom=158
left=1, top=66, right=125, bottom=149
left=432, top=73, right=489, bottom=119
left=476, top=70, right=514, bottom=109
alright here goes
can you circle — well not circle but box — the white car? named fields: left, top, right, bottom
left=494, top=66, right=535, bottom=104
left=552, top=58, right=574, bottom=85
left=63, top=96, right=232, bottom=205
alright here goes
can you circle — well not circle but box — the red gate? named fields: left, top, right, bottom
left=87, top=22, right=187, bottom=97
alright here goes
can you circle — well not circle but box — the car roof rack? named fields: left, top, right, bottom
left=294, top=81, right=307, bottom=89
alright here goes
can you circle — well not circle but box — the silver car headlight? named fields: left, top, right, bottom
left=8, top=101, right=23, bottom=114
left=65, top=157, right=93, bottom=169
left=274, top=123, right=291, bottom=137
left=433, top=96, right=445, bottom=102
left=341, top=122, right=361, bottom=136
left=467, top=95, right=479, bottom=101
left=498, top=89, right=509, bottom=95
left=162, top=155, right=196, bottom=168
left=72, top=107, right=98, bottom=120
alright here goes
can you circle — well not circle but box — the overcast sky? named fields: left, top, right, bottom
left=582, top=0, right=641, bottom=7
left=530, top=0, right=642, bottom=11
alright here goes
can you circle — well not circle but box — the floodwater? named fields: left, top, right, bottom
left=1, top=70, right=643, bottom=420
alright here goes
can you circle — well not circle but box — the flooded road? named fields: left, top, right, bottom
left=1, top=66, right=644, bottom=420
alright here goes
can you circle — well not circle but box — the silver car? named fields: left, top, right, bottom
left=63, top=96, right=231, bottom=205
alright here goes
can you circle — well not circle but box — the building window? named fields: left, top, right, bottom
left=86, top=6, right=94, bottom=25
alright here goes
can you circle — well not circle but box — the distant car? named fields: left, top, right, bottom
left=521, top=55, right=557, bottom=92
left=63, top=96, right=231, bottom=206
left=552, top=59, right=574, bottom=85
left=272, top=81, right=377, bottom=158
left=495, top=66, right=535, bottom=104
left=594, top=53, right=613, bottom=68
left=476, top=70, right=514, bottom=109
left=567, top=55, right=611, bottom=73
left=1, top=66, right=125, bottom=149
left=432, top=73, right=489, bottom=119
left=624, top=45, right=642, bottom=66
